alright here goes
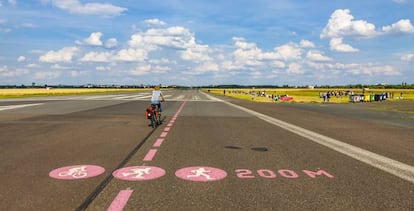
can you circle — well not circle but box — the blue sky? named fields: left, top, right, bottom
left=1, top=0, right=413, bottom=86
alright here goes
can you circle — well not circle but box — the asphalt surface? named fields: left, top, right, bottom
left=0, top=89, right=413, bottom=210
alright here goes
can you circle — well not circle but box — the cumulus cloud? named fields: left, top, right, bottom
left=0, top=66, right=30, bottom=77
left=321, top=9, right=376, bottom=53
left=382, top=19, right=414, bottom=34
left=393, top=0, right=407, bottom=4
left=17, top=56, right=26, bottom=62
left=321, top=9, right=414, bottom=53
left=8, top=0, right=16, bottom=6
left=329, top=37, right=359, bottom=52
left=144, top=19, right=166, bottom=26
left=116, top=48, right=148, bottom=62
left=80, top=51, right=112, bottom=62
left=401, top=53, right=414, bottom=61
left=274, top=43, right=303, bottom=61
left=347, top=64, right=400, bottom=76
left=129, top=64, right=151, bottom=76
left=34, top=71, right=61, bottom=80
left=306, top=50, right=333, bottom=62
left=84, top=32, right=103, bottom=46
left=44, top=0, right=127, bottom=16
left=287, top=63, right=305, bottom=74
left=321, top=9, right=377, bottom=39
left=105, top=38, right=118, bottom=48
left=39, top=47, right=79, bottom=63
left=300, top=40, right=316, bottom=48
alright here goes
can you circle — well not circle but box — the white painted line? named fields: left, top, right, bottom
left=111, top=94, right=136, bottom=99
left=83, top=95, right=120, bottom=100
left=0, top=103, right=43, bottom=111
left=201, top=91, right=414, bottom=183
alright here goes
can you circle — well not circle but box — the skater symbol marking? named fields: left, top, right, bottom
left=113, top=166, right=165, bottom=181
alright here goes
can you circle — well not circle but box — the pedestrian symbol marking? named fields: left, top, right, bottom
left=49, top=165, right=105, bottom=180
left=175, top=166, right=227, bottom=182
left=113, top=166, right=165, bottom=181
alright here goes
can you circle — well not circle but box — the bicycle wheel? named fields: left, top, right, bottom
left=151, top=113, right=156, bottom=128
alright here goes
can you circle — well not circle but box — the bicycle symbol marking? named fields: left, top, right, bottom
left=49, top=165, right=105, bottom=180
left=58, top=165, right=88, bottom=178
left=113, top=166, right=165, bottom=181
left=175, top=166, right=227, bottom=182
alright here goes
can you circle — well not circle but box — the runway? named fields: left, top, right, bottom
left=0, top=89, right=413, bottom=210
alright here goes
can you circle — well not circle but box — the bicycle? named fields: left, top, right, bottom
left=146, top=104, right=161, bottom=128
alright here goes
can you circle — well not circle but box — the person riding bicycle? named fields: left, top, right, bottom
left=151, top=86, right=164, bottom=119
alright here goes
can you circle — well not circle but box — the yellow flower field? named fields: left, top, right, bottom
left=205, top=88, right=414, bottom=103
left=0, top=88, right=149, bottom=99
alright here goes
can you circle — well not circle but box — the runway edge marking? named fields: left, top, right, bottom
left=200, top=91, right=414, bottom=184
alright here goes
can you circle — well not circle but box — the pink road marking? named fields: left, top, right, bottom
left=167, top=123, right=173, bottom=127
left=113, top=166, right=166, bottom=181
left=175, top=166, right=227, bottom=182
left=160, top=132, right=168, bottom=138
left=107, top=189, right=133, bottom=211
left=153, top=138, right=165, bottom=147
left=49, top=165, right=105, bottom=180
left=143, top=149, right=158, bottom=161
left=164, top=127, right=171, bottom=132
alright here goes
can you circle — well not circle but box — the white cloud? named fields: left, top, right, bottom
left=144, top=19, right=166, bottom=26
left=51, top=64, right=71, bottom=69
left=96, top=66, right=111, bottom=71
left=300, top=40, right=316, bottom=48
left=321, top=9, right=377, bottom=39
left=321, top=9, right=376, bottom=53
left=393, top=0, right=407, bottom=4
left=194, top=62, right=219, bottom=74
left=34, top=71, right=61, bottom=79
left=105, top=38, right=118, bottom=48
left=382, top=19, right=414, bottom=34
left=306, top=50, right=332, bottom=62
left=287, top=63, right=305, bottom=74
left=116, top=48, right=148, bottom=62
left=347, top=64, right=400, bottom=76
left=26, top=63, right=39, bottom=68
left=401, top=53, right=414, bottom=61
left=0, top=65, right=8, bottom=73
left=129, top=64, right=151, bottom=76
left=329, top=37, right=359, bottom=53
left=17, top=56, right=26, bottom=62
left=84, top=32, right=103, bottom=46
left=274, top=43, right=303, bottom=61
left=8, top=0, right=16, bottom=6
left=39, top=47, right=79, bottom=63
left=80, top=51, right=111, bottom=62
left=0, top=66, right=30, bottom=77
left=44, top=0, right=127, bottom=16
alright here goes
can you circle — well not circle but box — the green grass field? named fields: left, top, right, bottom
left=205, top=88, right=414, bottom=103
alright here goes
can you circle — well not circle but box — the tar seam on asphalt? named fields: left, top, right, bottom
left=75, top=118, right=165, bottom=211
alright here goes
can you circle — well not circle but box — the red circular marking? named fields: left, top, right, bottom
left=49, top=165, right=105, bottom=180
left=175, top=166, right=227, bottom=182
left=113, top=166, right=165, bottom=181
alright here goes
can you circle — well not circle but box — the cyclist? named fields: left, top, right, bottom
left=151, top=86, right=165, bottom=120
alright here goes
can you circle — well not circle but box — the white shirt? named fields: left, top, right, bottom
left=151, top=90, right=163, bottom=104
